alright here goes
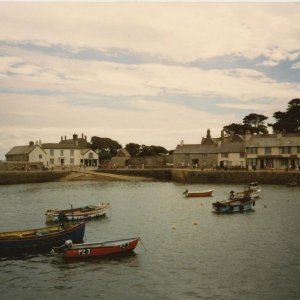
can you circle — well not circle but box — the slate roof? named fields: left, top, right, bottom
left=116, top=148, right=130, bottom=157
left=42, top=143, right=81, bottom=149
left=81, top=148, right=97, bottom=155
left=219, top=141, right=245, bottom=153
left=174, top=144, right=218, bottom=154
left=246, top=134, right=300, bottom=147
left=59, top=138, right=89, bottom=148
left=6, top=145, right=46, bottom=156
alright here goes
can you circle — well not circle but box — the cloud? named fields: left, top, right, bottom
left=1, top=3, right=300, bottom=63
left=1, top=3, right=300, bottom=159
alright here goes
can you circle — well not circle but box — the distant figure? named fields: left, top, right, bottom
left=229, top=190, right=235, bottom=200
left=243, top=191, right=251, bottom=202
left=183, top=189, right=188, bottom=195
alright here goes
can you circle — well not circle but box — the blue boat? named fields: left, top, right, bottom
left=0, top=222, right=85, bottom=256
left=212, top=198, right=255, bottom=213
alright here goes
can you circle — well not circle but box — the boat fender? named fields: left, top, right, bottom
left=65, top=240, right=73, bottom=249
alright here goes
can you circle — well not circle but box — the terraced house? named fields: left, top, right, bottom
left=173, top=129, right=300, bottom=170
left=245, top=132, right=300, bottom=170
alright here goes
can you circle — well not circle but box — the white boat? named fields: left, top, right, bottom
left=45, top=203, right=110, bottom=223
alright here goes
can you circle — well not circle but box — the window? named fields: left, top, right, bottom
left=221, top=153, right=228, bottom=158
left=247, top=158, right=257, bottom=166
left=280, top=158, right=288, bottom=167
left=240, top=152, right=245, bottom=158
left=201, top=154, right=208, bottom=158
left=89, top=153, right=93, bottom=159
left=39, top=154, right=42, bottom=159
left=70, top=150, right=74, bottom=156
left=50, top=159, right=54, bottom=164
left=297, top=146, right=300, bottom=153
left=50, top=149, right=54, bottom=156
left=60, top=150, right=64, bottom=156
left=265, top=147, right=271, bottom=155
left=246, top=147, right=257, bottom=154
left=70, top=158, right=74, bottom=164
left=280, top=147, right=290, bottom=154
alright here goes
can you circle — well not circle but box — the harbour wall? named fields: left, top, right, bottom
left=98, top=168, right=300, bottom=185
left=0, top=171, right=70, bottom=185
left=1, top=169, right=300, bottom=185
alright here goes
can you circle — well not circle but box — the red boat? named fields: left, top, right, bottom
left=63, top=237, right=140, bottom=259
left=183, top=189, right=214, bottom=197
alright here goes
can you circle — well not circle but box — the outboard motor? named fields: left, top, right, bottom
left=65, top=240, right=73, bottom=249
left=58, top=212, right=69, bottom=223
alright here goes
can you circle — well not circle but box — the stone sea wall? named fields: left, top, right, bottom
left=98, top=168, right=300, bottom=185
left=0, top=171, right=70, bottom=185
left=171, top=169, right=300, bottom=184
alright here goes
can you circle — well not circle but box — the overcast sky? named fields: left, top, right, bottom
left=1, top=3, right=300, bottom=159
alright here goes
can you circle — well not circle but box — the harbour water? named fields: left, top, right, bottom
left=0, top=181, right=299, bottom=299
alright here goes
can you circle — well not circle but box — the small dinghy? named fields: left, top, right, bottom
left=58, top=237, right=141, bottom=259
left=183, top=189, right=214, bottom=197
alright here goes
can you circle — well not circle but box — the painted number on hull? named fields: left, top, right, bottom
left=78, top=248, right=91, bottom=255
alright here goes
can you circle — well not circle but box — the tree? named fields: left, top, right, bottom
left=90, top=136, right=122, bottom=160
left=223, top=123, right=247, bottom=135
left=223, top=113, right=268, bottom=135
left=138, top=145, right=168, bottom=157
left=269, top=98, right=300, bottom=133
left=125, top=143, right=141, bottom=157
left=242, top=113, right=268, bottom=134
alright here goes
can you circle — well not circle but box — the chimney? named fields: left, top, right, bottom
left=221, top=130, right=224, bottom=141
left=206, top=129, right=211, bottom=139
left=73, top=134, right=78, bottom=140
left=61, top=136, right=63, bottom=141
left=65, top=136, right=66, bottom=140
left=245, top=130, right=251, bottom=141
left=180, top=140, right=184, bottom=147
left=82, top=133, right=84, bottom=138
left=29, top=141, right=34, bottom=146
left=85, top=135, right=87, bottom=140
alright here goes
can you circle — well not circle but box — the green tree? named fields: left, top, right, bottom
left=269, top=98, right=300, bottom=133
left=125, top=143, right=141, bottom=157
left=243, top=113, right=268, bottom=134
left=139, top=145, right=168, bottom=156
left=223, top=123, right=247, bottom=135
left=90, top=136, right=122, bottom=160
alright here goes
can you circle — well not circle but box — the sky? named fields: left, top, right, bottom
left=1, top=2, right=300, bottom=159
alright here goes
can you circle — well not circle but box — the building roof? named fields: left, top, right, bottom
left=219, top=141, right=245, bottom=153
left=42, top=143, right=81, bottom=149
left=81, top=148, right=98, bottom=155
left=59, top=138, right=89, bottom=148
left=246, top=133, right=300, bottom=147
left=116, top=148, right=130, bottom=157
left=174, top=143, right=218, bottom=154
left=6, top=145, right=45, bottom=156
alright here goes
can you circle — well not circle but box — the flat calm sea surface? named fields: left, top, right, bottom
left=0, top=181, right=299, bottom=300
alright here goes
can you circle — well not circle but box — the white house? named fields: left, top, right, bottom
left=6, top=141, right=48, bottom=166
left=42, top=134, right=98, bottom=167
left=6, top=134, right=98, bottom=168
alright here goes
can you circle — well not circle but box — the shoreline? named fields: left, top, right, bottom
left=0, top=168, right=300, bottom=185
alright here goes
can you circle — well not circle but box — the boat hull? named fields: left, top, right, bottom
left=185, top=189, right=214, bottom=197
left=0, top=222, right=85, bottom=256
left=45, top=203, right=110, bottom=223
left=212, top=199, right=255, bottom=213
left=64, top=237, right=139, bottom=259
